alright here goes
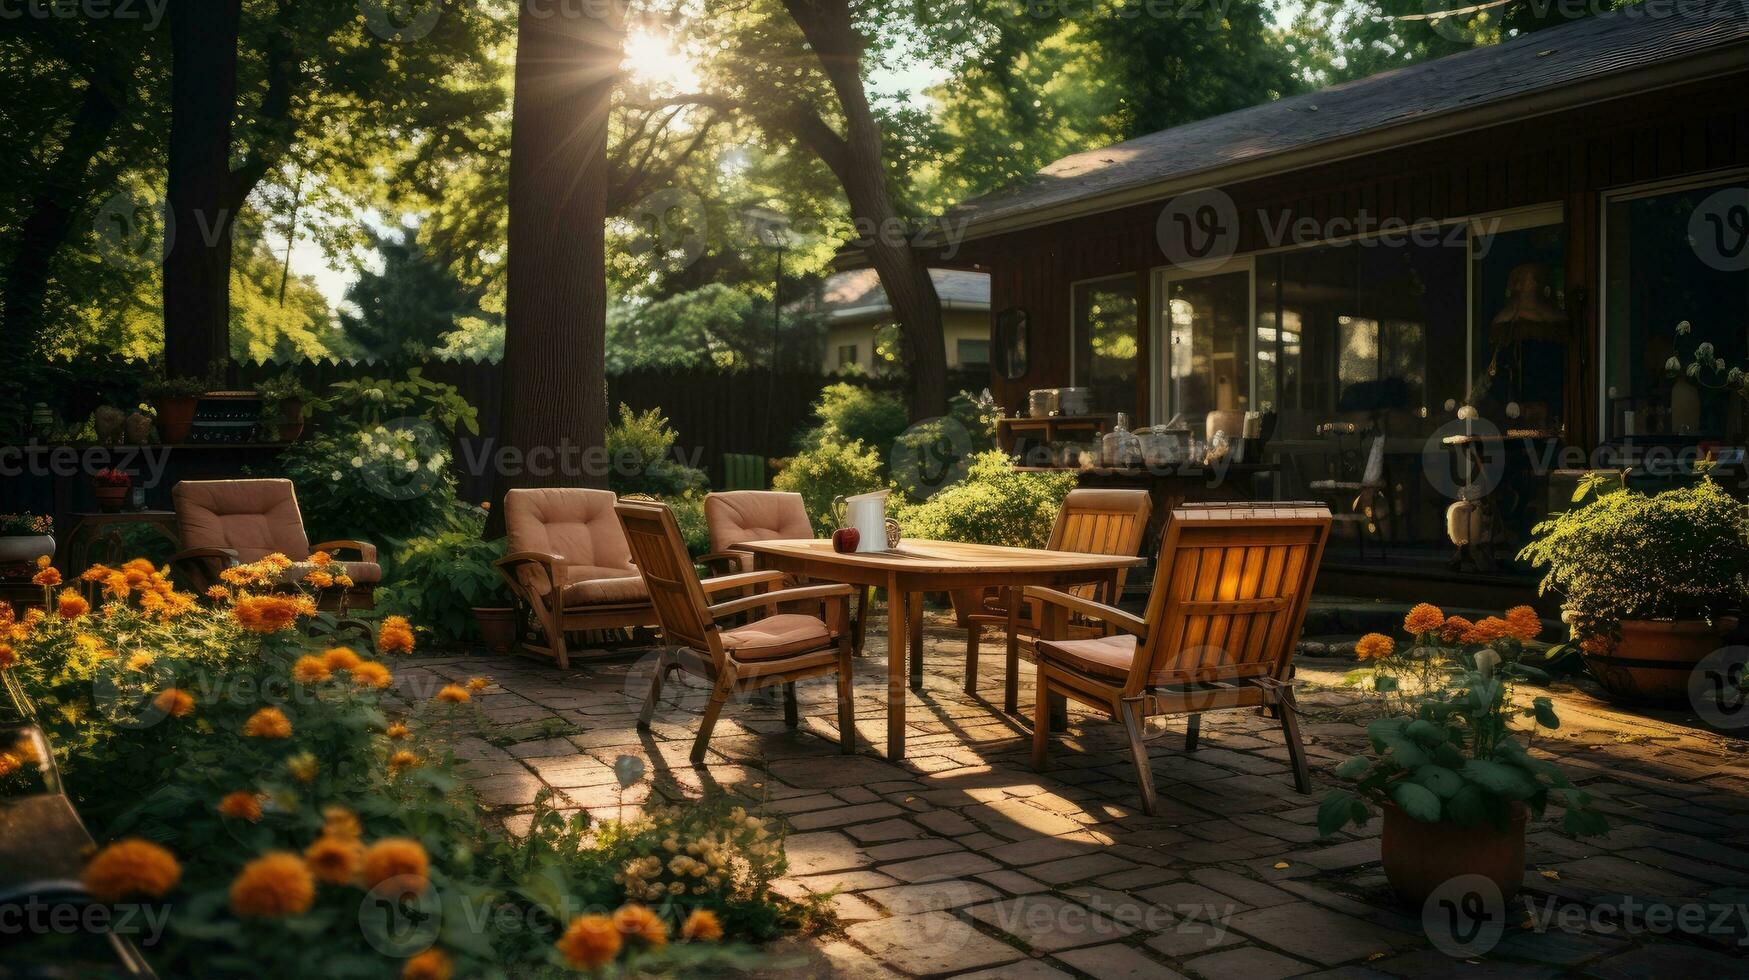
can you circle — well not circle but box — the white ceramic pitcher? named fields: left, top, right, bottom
left=837, top=490, right=890, bottom=553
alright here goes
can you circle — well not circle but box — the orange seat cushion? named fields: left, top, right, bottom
left=560, top=574, right=650, bottom=607
left=720, top=614, right=833, bottom=661
left=1037, top=633, right=1136, bottom=680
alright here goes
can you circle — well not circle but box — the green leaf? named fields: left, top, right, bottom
left=1317, top=790, right=1370, bottom=837
left=1373, top=674, right=1399, bottom=692
left=1404, top=719, right=1448, bottom=747
left=1464, top=758, right=1539, bottom=800
left=613, top=753, right=646, bottom=788
left=1447, top=784, right=1489, bottom=827
left=1391, top=781, right=1444, bottom=822
left=1334, top=755, right=1371, bottom=779
left=1532, top=697, right=1560, bottom=730
left=1412, top=764, right=1464, bottom=799
left=1378, top=733, right=1431, bottom=769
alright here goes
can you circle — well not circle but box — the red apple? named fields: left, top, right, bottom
left=831, top=527, right=861, bottom=554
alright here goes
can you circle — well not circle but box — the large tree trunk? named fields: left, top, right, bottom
left=489, top=0, right=621, bottom=532
left=163, top=0, right=243, bottom=378
left=782, top=0, right=947, bottom=421
left=1, top=78, right=119, bottom=359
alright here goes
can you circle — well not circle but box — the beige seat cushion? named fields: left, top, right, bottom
left=560, top=574, right=649, bottom=606
left=1037, top=633, right=1136, bottom=681
left=174, top=479, right=311, bottom=563
left=503, top=488, right=639, bottom=597
left=720, top=614, right=832, bottom=661
left=276, top=561, right=383, bottom=587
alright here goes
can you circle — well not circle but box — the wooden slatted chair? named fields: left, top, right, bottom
left=616, top=499, right=858, bottom=764
left=953, top=488, right=1152, bottom=714
left=1026, top=504, right=1331, bottom=815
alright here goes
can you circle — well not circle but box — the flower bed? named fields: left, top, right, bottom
left=1, top=555, right=805, bottom=976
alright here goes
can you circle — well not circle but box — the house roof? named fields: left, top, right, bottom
left=804, top=268, right=990, bottom=324
left=932, top=7, right=1749, bottom=244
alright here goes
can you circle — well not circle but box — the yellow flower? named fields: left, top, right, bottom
left=153, top=688, right=195, bottom=719
left=292, top=656, right=332, bottom=684
left=57, top=589, right=89, bottom=619
left=557, top=915, right=623, bottom=970
left=1403, top=603, right=1445, bottom=636
left=82, top=839, right=181, bottom=902
left=681, top=908, right=723, bottom=942
left=401, top=949, right=452, bottom=980
left=205, top=585, right=232, bottom=603
left=229, top=852, right=315, bottom=918
left=466, top=676, right=490, bottom=692
left=32, top=564, right=62, bottom=588
left=351, top=661, right=392, bottom=689
left=322, top=647, right=362, bottom=672
left=435, top=685, right=470, bottom=704
left=243, top=706, right=292, bottom=739
left=335, top=574, right=354, bottom=589
left=1504, top=605, right=1543, bottom=642
left=287, top=752, right=320, bottom=783
left=125, top=652, right=155, bottom=672
left=233, top=595, right=305, bottom=633
left=389, top=750, right=421, bottom=774
left=0, top=752, right=19, bottom=778
left=361, top=838, right=429, bottom=896
left=322, top=806, right=362, bottom=840
left=612, top=903, right=668, bottom=948
left=218, top=791, right=264, bottom=822
left=304, top=835, right=363, bottom=885
left=385, top=721, right=411, bottom=740
left=1354, top=633, right=1394, bottom=661
left=378, top=615, right=415, bottom=654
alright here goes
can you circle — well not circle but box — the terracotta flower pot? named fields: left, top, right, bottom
left=473, top=607, right=517, bottom=652
left=276, top=398, right=305, bottom=443
left=93, top=485, right=128, bottom=513
left=153, top=395, right=198, bottom=444
left=1381, top=801, right=1526, bottom=907
left=1583, top=617, right=1737, bottom=705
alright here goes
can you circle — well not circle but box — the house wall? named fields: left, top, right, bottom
left=824, top=310, right=991, bottom=375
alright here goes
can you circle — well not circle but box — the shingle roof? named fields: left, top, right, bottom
left=938, top=7, right=1749, bottom=240
left=803, top=268, right=990, bottom=321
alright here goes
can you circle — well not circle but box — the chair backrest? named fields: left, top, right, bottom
left=704, top=491, right=813, bottom=554
left=616, top=499, right=716, bottom=654
left=1048, top=488, right=1153, bottom=600
left=503, top=488, right=635, bottom=593
left=173, top=479, right=310, bottom=563
left=1131, top=504, right=1331, bottom=695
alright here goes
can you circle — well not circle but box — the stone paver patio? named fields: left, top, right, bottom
left=401, top=610, right=1749, bottom=978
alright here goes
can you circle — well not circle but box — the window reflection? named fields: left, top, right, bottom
left=1071, top=277, right=1139, bottom=418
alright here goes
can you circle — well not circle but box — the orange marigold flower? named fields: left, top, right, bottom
left=322, top=806, right=362, bottom=840
left=81, top=564, right=112, bottom=583
left=292, top=655, right=332, bottom=684
left=153, top=688, right=195, bottom=718
left=681, top=908, right=723, bottom=942
left=352, top=661, right=392, bottom=689
left=1461, top=617, right=1513, bottom=645
left=1403, top=603, right=1446, bottom=636
left=361, top=838, right=429, bottom=896
left=1354, top=633, right=1394, bottom=661
left=322, top=647, right=362, bottom=672
left=304, top=834, right=363, bottom=886
left=218, top=791, right=263, bottom=822
left=307, top=551, right=332, bottom=566
left=378, top=616, right=415, bottom=654
left=32, top=565, right=62, bottom=588
left=205, top=585, right=232, bottom=603
left=1439, top=615, right=1474, bottom=643
left=435, top=685, right=470, bottom=704
left=0, top=752, right=19, bottom=778
left=385, top=721, right=411, bottom=740
left=612, top=903, right=668, bottom=948
left=229, top=852, right=315, bottom=918
left=305, top=571, right=335, bottom=589
left=466, top=676, right=490, bottom=691
left=233, top=595, right=304, bottom=633
left=0, top=643, right=16, bottom=670
left=1504, top=605, right=1543, bottom=642
left=556, top=915, right=623, bottom=970
left=57, top=589, right=89, bottom=619
left=401, top=949, right=452, bottom=980
left=335, top=575, right=354, bottom=589
left=243, top=706, right=292, bottom=739
left=82, top=839, right=181, bottom=903
left=388, top=750, right=421, bottom=774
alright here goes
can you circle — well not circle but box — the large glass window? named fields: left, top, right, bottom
left=1471, top=215, right=1569, bottom=436
left=1160, top=269, right=1251, bottom=428
left=1071, top=277, right=1139, bottom=419
left=1604, top=177, right=1749, bottom=443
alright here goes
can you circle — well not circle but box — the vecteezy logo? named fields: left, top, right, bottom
left=1690, top=187, right=1749, bottom=273
left=889, top=415, right=975, bottom=500
left=1421, top=415, right=1506, bottom=505
left=1156, top=188, right=1239, bottom=272
left=1423, top=874, right=1506, bottom=958
left=1690, top=646, right=1749, bottom=729
left=360, top=0, right=444, bottom=42
left=357, top=875, right=442, bottom=956
left=92, top=190, right=171, bottom=270
left=624, top=188, right=707, bottom=273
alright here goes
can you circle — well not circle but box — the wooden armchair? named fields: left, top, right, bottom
left=952, top=488, right=1152, bottom=714
left=701, top=490, right=868, bottom=653
left=617, top=499, right=857, bottom=765
left=1027, top=504, right=1331, bottom=815
left=495, top=488, right=658, bottom=669
left=169, top=479, right=380, bottom=611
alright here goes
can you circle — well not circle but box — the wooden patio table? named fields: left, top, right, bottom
left=739, top=539, right=1142, bottom=761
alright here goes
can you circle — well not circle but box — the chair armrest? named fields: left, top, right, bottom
left=697, top=550, right=751, bottom=575
left=495, top=551, right=565, bottom=597
left=709, top=583, right=855, bottom=621
left=1022, top=586, right=1148, bottom=637
left=313, top=539, right=379, bottom=563
left=699, top=569, right=784, bottom=596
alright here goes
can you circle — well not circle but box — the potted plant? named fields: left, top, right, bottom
left=0, top=514, right=54, bottom=565
left=256, top=371, right=313, bottom=443
left=90, top=469, right=131, bottom=512
left=1320, top=605, right=1607, bottom=906
left=142, top=372, right=211, bottom=444
left=381, top=525, right=516, bottom=651
left=1518, top=478, right=1748, bottom=703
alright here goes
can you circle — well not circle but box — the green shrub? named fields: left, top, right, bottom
left=606, top=403, right=708, bottom=497
left=380, top=523, right=510, bottom=643
left=663, top=491, right=713, bottom=557
left=795, top=383, right=907, bottom=455
left=773, top=441, right=888, bottom=536
left=892, top=451, right=1076, bottom=547
left=276, top=428, right=459, bottom=546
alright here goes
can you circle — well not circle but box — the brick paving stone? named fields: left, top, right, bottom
left=795, top=869, right=899, bottom=893
left=1366, top=949, right=1558, bottom=978
left=964, top=894, right=1134, bottom=952
left=966, top=798, right=1090, bottom=839
left=1054, top=942, right=1189, bottom=980
left=1021, top=853, right=1138, bottom=885
left=949, top=961, right=1074, bottom=980
left=915, top=809, right=979, bottom=836
left=1224, top=902, right=1408, bottom=965
left=975, top=869, right=1051, bottom=895
left=844, top=911, right=1022, bottom=975
left=784, top=831, right=868, bottom=876
left=1585, top=943, right=1749, bottom=978
left=863, top=837, right=963, bottom=862
left=861, top=879, right=1004, bottom=913
left=985, top=836, right=1107, bottom=866
left=1186, top=868, right=1299, bottom=908
left=1095, top=867, right=1179, bottom=890
left=845, top=818, right=927, bottom=843
left=882, top=851, right=1002, bottom=883
left=1136, top=881, right=1253, bottom=916
left=787, top=802, right=905, bottom=831
left=1182, top=944, right=1317, bottom=980
left=1488, top=928, right=1625, bottom=966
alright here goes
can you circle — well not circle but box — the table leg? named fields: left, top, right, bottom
left=887, top=575, right=907, bottom=761
left=908, top=591, right=924, bottom=692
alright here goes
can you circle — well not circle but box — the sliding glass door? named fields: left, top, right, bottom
left=1153, top=260, right=1254, bottom=428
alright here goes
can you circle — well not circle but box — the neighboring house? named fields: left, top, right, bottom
left=799, top=269, right=990, bottom=375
